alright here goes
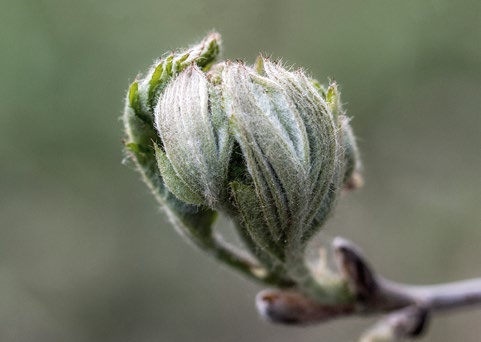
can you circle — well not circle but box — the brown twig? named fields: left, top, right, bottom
left=256, top=237, right=481, bottom=341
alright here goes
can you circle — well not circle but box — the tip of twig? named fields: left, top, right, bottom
left=332, top=237, right=379, bottom=303
left=332, top=236, right=355, bottom=250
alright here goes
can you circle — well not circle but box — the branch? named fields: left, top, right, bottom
left=256, top=237, right=481, bottom=341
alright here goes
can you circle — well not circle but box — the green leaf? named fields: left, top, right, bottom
left=128, top=81, right=139, bottom=109
left=230, top=181, right=285, bottom=261
left=154, top=143, right=205, bottom=206
left=325, top=82, right=343, bottom=117
left=147, top=62, right=164, bottom=109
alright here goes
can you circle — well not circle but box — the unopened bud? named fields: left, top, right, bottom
left=123, top=32, right=362, bottom=296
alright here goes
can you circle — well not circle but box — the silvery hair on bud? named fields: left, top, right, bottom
left=124, top=32, right=361, bottom=296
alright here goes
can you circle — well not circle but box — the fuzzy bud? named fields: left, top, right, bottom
left=155, top=65, right=232, bottom=206
left=123, top=32, right=361, bottom=295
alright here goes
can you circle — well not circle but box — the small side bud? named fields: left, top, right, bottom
left=256, top=289, right=354, bottom=325
left=360, top=306, right=429, bottom=342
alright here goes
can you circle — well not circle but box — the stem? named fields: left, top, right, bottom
left=209, top=233, right=295, bottom=287
left=257, top=237, right=481, bottom=341
left=381, top=277, right=481, bottom=312
left=127, top=151, right=279, bottom=286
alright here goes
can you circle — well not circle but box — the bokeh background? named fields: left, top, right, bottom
left=1, top=0, right=481, bottom=341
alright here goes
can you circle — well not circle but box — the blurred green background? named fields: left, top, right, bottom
left=1, top=0, right=481, bottom=341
